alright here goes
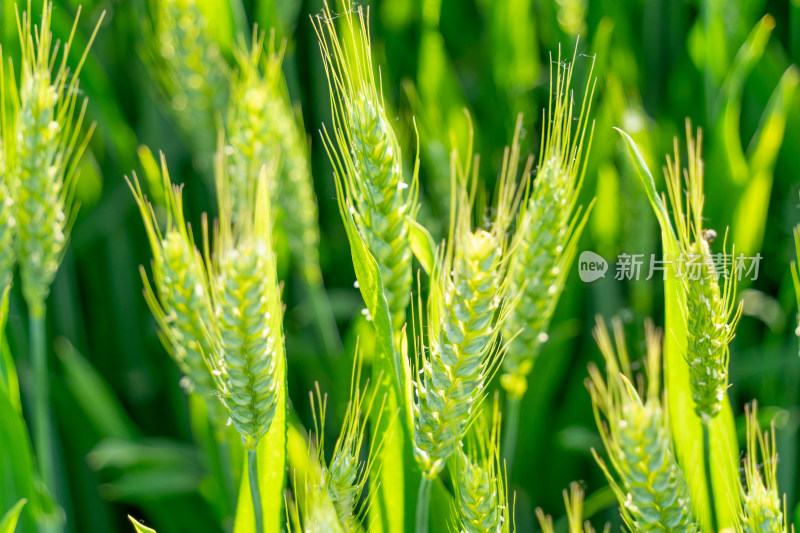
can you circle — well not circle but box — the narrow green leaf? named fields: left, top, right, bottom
left=613, top=127, right=673, bottom=244
left=128, top=516, right=157, bottom=533
left=732, top=66, right=800, bottom=255
left=0, top=382, right=36, bottom=532
left=0, top=288, right=20, bottom=414
left=409, top=219, right=437, bottom=276
left=339, top=206, right=406, bottom=420
left=0, top=500, right=26, bottom=533
left=55, top=338, right=138, bottom=441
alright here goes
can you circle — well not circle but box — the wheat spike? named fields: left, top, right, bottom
left=128, top=157, right=217, bottom=404
left=414, top=135, right=522, bottom=478
left=501, top=44, right=595, bottom=399
left=453, top=400, right=511, bottom=533
left=204, top=146, right=285, bottom=449
left=737, top=403, right=791, bottom=533
left=313, top=1, right=416, bottom=330
left=10, top=1, right=101, bottom=316
left=145, top=0, right=228, bottom=167
left=663, top=122, right=742, bottom=421
left=288, top=353, right=383, bottom=533
left=587, top=317, right=699, bottom=533
left=226, top=31, right=322, bottom=285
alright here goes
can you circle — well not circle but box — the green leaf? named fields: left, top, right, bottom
left=128, top=516, right=157, bottom=533
left=0, top=500, right=26, bottom=533
left=233, top=355, right=286, bottom=533
left=55, top=339, right=137, bottom=441
left=732, top=66, right=800, bottom=255
left=0, top=288, right=20, bottom=414
left=617, top=129, right=741, bottom=529
left=409, top=219, right=437, bottom=275
left=0, top=376, right=37, bottom=532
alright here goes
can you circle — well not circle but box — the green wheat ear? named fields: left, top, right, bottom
left=127, top=156, right=217, bottom=406
left=587, top=317, right=699, bottom=533
left=227, top=30, right=322, bottom=286
left=313, top=0, right=417, bottom=331
left=536, top=483, right=608, bottom=533
left=203, top=146, right=286, bottom=450
left=663, top=122, right=742, bottom=422
left=143, top=0, right=228, bottom=170
left=0, top=51, right=15, bottom=291
left=288, top=352, right=384, bottom=533
left=319, top=356, right=386, bottom=531
left=501, top=43, right=596, bottom=400
left=737, top=403, right=792, bottom=533
left=413, top=127, right=525, bottom=478
left=453, top=399, right=512, bottom=533
left=9, top=0, right=102, bottom=317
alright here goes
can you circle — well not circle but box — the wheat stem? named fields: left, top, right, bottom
left=501, top=396, right=520, bottom=473
left=703, top=423, right=718, bottom=533
left=248, top=448, right=263, bottom=533
left=31, top=309, right=57, bottom=531
left=416, top=476, right=432, bottom=533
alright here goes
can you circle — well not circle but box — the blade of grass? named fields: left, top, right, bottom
left=0, top=500, right=27, bottom=533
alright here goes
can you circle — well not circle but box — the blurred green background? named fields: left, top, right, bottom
left=1, top=0, right=800, bottom=531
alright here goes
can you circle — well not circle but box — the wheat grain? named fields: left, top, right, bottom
left=737, top=403, right=790, bottom=533
left=204, top=150, right=285, bottom=450
left=501, top=44, right=595, bottom=400
left=10, top=1, right=101, bottom=317
left=313, top=1, right=415, bottom=331
left=413, top=138, right=522, bottom=479
left=663, top=122, right=742, bottom=422
left=145, top=0, right=228, bottom=167
left=127, top=157, right=217, bottom=403
left=587, top=317, right=699, bottom=533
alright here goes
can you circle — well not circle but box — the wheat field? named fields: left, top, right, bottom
left=0, top=1, right=799, bottom=532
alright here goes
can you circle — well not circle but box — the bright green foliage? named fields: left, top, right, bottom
left=128, top=158, right=216, bottom=400
left=0, top=499, right=27, bottom=533
left=587, top=318, right=699, bottom=533
left=314, top=1, right=415, bottom=331
left=453, top=404, right=510, bottom=533
left=791, top=218, right=800, bottom=357
left=663, top=125, right=741, bottom=421
left=501, top=45, right=595, bottom=399
left=226, top=33, right=322, bottom=285
left=737, top=404, right=788, bottom=533
left=414, top=134, right=523, bottom=478
left=145, top=0, right=228, bottom=165
left=0, top=57, right=14, bottom=291
left=9, top=1, right=100, bottom=316
left=128, top=516, right=157, bottom=533
left=206, top=156, right=285, bottom=450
